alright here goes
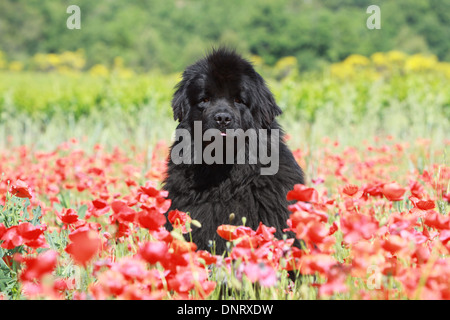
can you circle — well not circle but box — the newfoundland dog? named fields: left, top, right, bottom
left=163, top=48, right=304, bottom=253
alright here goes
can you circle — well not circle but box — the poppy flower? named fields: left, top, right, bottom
left=382, top=182, right=406, bottom=201
left=424, top=211, right=450, bottom=230
left=65, top=229, right=101, bottom=267
left=137, top=207, right=166, bottom=231
left=409, top=196, right=435, bottom=211
left=111, top=200, right=136, bottom=223
left=286, top=184, right=319, bottom=203
left=255, top=222, right=276, bottom=241
left=17, top=222, right=47, bottom=248
left=342, top=184, right=362, bottom=198
left=167, top=265, right=211, bottom=295
left=217, top=225, right=256, bottom=241
left=96, top=270, right=126, bottom=297
left=139, top=181, right=168, bottom=199
left=0, top=223, right=6, bottom=239
left=244, top=262, right=277, bottom=287
left=299, top=254, right=337, bottom=275
left=1, top=226, right=23, bottom=249
left=10, top=179, right=33, bottom=199
left=381, top=235, right=408, bottom=254
left=409, top=180, right=425, bottom=198
left=19, top=250, right=58, bottom=282
left=139, top=241, right=169, bottom=265
left=90, top=199, right=111, bottom=217
left=340, top=213, right=378, bottom=244
left=196, top=250, right=218, bottom=265
left=318, top=266, right=348, bottom=297
left=217, top=225, right=238, bottom=241
left=56, top=208, right=79, bottom=225
left=168, top=210, right=191, bottom=233
left=329, top=221, right=339, bottom=235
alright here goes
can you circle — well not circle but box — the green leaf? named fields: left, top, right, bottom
left=31, top=206, right=42, bottom=226
left=22, top=198, right=31, bottom=220
left=77, top=204, right=88, bottom=219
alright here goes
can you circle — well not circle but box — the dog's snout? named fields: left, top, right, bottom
left=214, top=112, right=232, bottom=126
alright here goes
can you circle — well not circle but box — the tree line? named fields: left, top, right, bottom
left=0, top=0, right=448, bottom=72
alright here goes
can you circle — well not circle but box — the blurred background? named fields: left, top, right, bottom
left=0, top=0, right=448, bottom=153
left=1, top=0, right=449, bottom=72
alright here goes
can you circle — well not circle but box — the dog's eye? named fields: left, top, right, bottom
left=202, top=97, right=210, bottom=103
left=234, top=98, right=243, bottom=104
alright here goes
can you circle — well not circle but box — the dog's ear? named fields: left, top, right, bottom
left=171, top=80, right=189, bottom=122
left=252, top=76, right=282, bottom=128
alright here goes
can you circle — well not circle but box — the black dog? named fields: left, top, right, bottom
left=163, top=48, right=304, bottom=254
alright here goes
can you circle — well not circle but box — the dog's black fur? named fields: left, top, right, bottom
left=163, top=48, right=304, bottom=254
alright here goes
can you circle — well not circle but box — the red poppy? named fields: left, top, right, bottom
left=409, top=196, right=435, bottom=211
left=137, top=207, right=166, bottom=231
left=286, top=184, right=319, bottom=203
left=340, top=213, right=378, bottom=244
left=318, top=266, right=348, bottom=297
left=19, top=250, right=58, bottom=282
left=139, top=181, right=168, bottom=199
left=382, top=182, right=406, bottom=201
left=56, top=208, right=79, bottom=224
left=217, top=224, right=238, bottom=241
left=65, top=229, right=101, bottom=266
left=139, top=241, right=169, bottom=265
left=299, top=254, right=337, bottom=275
left=244, top=262, right=277, bottom=287
left=424, top=211, right=450, bottom=230
left=17, top=222, right=47, bottom=248
left=0, top=223, right=5, bottom=239
left=168, top=209, right=191, bottom=233
left=196, top=250, right=218, bottom=265
left=0, top=226, right=23, bottom=249
left=342, top=184, right=361, bottom=197
left=409, top=180, right=425, bottom=198
left=111, top=200, right=136, bottom=223
left=10, top=179, right=33, bottom=199
left=381, top=235, right=408, bottom=254
left=217, top=224, right=256, bottom=241
left=90, top=199, right=111, bottom=217
left=255, top=222, right=276, bottom=241
left=329, top=221, right=339, bottom=236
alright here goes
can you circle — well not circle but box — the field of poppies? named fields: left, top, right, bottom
left=0, top=51, right=449, bottom=300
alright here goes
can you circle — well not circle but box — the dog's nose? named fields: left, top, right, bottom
left=214, top=112, right=232, bottom=126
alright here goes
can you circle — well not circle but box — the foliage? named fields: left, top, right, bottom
left=0, top=0, right=449, bottom=73
left=0, top=50, right=449, bottom=151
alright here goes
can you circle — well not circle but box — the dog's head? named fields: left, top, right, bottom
left=171, top=48, right=282, bottom=132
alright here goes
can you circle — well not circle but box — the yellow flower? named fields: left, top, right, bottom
left=437, top=62, right=450, bottom=78
left=274, top=56, right=298, bottom=79
left=344, top=54, right=370, bottom=67
left=9, top=61, right=24, bottom=72
left=405, top=54, right=437, bottom=72
left=47, top=53, right=61, bottom=67
left=386, top=51, right=407, bottom=63
left=249, top=55, right=264, bottom=67
left=89, top=64, right=109, bottom=77
left=330, top=62, right=355, bottom=79
left=371, top=52, right=388, bottom=66
left=275, top=56, right=298, bottom=70
left=60, top=50, right=86, bottom=70
left=117, top=68, right=134, bottom=79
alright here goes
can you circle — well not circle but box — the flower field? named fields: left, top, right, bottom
left=0, top=51, right=449, bottom=300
